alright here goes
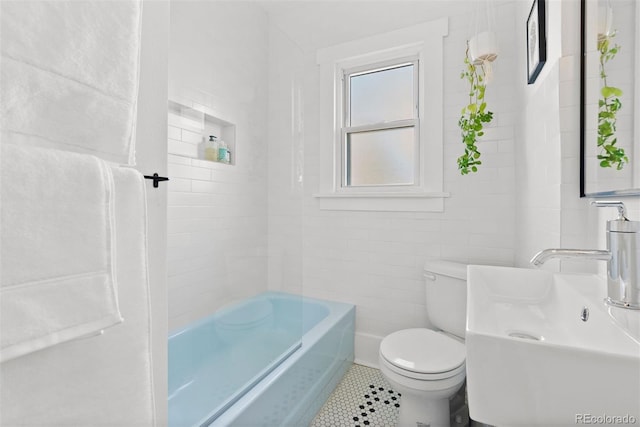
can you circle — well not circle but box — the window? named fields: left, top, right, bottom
left=343, top=60, right=419, bottom=188
left=315, top=18, right=449, bottom=212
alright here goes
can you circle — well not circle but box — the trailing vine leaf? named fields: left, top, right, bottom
left=458, top=44, right=494, bottom=175
left=597, top=32, right=627, bottom=170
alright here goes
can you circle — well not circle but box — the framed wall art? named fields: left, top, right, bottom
left=527, top=0, right=547, bottom=84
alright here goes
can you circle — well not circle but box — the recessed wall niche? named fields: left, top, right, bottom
left=167, top=100, right=236, bottom=165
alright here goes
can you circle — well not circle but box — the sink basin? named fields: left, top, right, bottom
left=466, top=265, right=640, bottom=426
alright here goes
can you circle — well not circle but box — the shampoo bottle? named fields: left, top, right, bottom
left=218, top=139, right=228, bottom=164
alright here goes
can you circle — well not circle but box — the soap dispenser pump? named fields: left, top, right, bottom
left=592, top=200, right=640, bottom=309
left=204, top=135, right=219, bottom=162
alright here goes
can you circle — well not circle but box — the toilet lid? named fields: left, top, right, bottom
left=380, top=328, right=465, bottom=374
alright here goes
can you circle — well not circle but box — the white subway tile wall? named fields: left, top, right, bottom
left=515, top=59, right=563, bottom=270
left=167, top=2, right=270, bottom=331
left=165, top=0, right=639, bottom=360
left=292, top=3, right=519, bottom=360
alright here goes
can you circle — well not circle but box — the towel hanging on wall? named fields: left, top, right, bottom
left=0, top=143, right=123, bottom=363
left=0, top=0, right=143, bottom=165
left=0, top=162, right=156, bottom=426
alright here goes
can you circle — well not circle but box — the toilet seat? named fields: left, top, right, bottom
left=379, top=328, right=465, bottom=380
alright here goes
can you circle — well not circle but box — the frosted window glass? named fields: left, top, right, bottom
left=347, top=127, right=414, bottom=186
left=350, top=64, right=414, bottom=127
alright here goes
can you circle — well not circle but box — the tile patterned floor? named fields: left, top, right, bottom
left=311, top=364, right=401, bottom=427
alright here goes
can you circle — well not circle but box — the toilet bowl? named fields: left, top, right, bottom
left=378, top=260, right=469, bottom=427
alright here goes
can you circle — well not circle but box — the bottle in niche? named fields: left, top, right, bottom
left=218, top=139, right=228, bottom=164
left=204, top=135, right=219, bottom=161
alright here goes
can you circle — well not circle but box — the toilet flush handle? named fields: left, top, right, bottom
left=423, top=272, right=436, bottom=281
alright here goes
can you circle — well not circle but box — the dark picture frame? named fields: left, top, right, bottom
left=526, top=0, right=547, bottom=84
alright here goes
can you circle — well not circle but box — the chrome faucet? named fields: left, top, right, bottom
left=530, top=248, right=611, bottom=266
left=530, top=201, right=640, bottom=310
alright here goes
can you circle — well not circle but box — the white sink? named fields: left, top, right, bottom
left=466, top=265, right=640, bottom=426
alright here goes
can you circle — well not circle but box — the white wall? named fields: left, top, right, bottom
left=515, top=0, right=638, bottom=274
left=287, top=2, right=519, bottom=366
left=167, top=2, right=270, bottom=330
left=267, top=0, right=640, bottom=367
left=514, top=0, right=565, bottom=270
left=167, top=0, right=640, bottom=367
left=558, top=0, right=600, bottom=271
left=136, top=1, right=170, bottom=421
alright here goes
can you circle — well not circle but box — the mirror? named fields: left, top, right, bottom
left=581, top=0, right=640, bottom=196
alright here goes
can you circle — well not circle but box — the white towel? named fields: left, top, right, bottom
left=0, top=143, right=123, bottom=362
left=0, top=166, right=155, bottom=425
left=0, top=0, right=142, bottom=165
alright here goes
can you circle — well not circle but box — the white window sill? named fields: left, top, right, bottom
left=312, top=192, right=450, bottom=212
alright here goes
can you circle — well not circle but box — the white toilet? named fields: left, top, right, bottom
left=379, top=260, right=468, bottom=427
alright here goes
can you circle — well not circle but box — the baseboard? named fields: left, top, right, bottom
left=354, top=332, right=383, bottom=369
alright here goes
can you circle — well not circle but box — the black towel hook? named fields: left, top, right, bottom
left=143, top=173, right=169, bottom=188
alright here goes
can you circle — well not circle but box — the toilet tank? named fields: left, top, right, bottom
left=424, top=260, right=468, bottom=339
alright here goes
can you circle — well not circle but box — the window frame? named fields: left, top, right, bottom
left=315, top=18, right=449, bottom=212
left=341, top=58, right=420, bottom=190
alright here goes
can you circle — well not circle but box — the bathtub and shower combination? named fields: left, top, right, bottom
left=168, top=292, right=355, bottom=426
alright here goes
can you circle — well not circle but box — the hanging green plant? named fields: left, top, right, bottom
left=597, top=31, right=627, bottom=170
left=458, top=44, right=494, bottom=175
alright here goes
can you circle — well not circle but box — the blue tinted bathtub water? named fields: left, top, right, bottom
left=168, top=292, right=355, bottom=426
